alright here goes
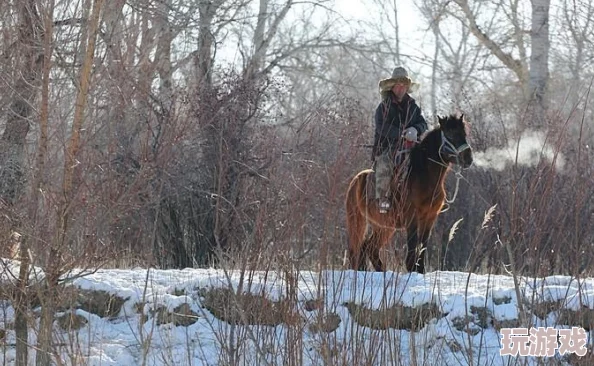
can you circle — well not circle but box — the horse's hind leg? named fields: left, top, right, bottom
left=348, top=237, right=369, bottom=271
left=353, top=234, right=381, bottom=272
left=360, top=237, right=374, bottom=271
left=346, top=180, right=368, bottom=271
left=368, top=230, right=393, bottom=272
left=347, top=222, right=368, bottom=270
left=368, top=241, right=383, bottom=271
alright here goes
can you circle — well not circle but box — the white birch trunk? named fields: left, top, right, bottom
left=529, top=0, right=550, bottom=117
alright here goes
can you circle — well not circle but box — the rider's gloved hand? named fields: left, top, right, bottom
left=403, top=127, right=418, bottom=142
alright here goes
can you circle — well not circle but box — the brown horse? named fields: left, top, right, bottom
left=345, top=114, right=473, bottom=273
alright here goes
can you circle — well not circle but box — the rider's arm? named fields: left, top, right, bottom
left=372, top=101, right=389, bottom=159
left=409, top=103, right=428, bottom=135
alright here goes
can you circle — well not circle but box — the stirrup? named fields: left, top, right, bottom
left=378, top=199, right=391, bottom=213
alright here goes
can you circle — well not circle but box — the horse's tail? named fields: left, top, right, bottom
left=345, top=171, right=368, bottom=270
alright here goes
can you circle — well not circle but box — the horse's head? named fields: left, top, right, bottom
left=437, top=114, right=473, bottom=169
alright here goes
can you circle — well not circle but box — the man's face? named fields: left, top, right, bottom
left=391, top=82, right=408, bottom=100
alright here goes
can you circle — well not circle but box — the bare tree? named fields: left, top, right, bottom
left=556, top=0, right=594, bottom=106
left=244, top=0, right=294, bottom=80
left=417, top=0, right=482, bottom=114
left=367, top=0, right=402, bottom=65
left=451, top=0, right=551, bottom=126
left=36, top=1, right=104, bottom=364
left=177, top=0, right=354, bottom=266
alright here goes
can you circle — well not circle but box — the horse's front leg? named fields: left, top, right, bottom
left=416, top=218, right=436, bottom=274
left=406, top=220, right=432, bottom=274
left=416, top=222, right=432, bottom=274
left=405, top=222, right=420, bottom=273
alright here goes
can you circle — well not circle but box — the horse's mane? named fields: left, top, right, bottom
left=417, top=125, right=443, bottom=149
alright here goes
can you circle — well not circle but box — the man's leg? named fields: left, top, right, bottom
left=374, top=151, right=393, bottom=213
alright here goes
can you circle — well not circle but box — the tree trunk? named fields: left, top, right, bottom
left=19, top=5, right=52, bottom=364
left=195, top=1, right=218, bottom=89
left=153, top=0, right=174, bottom=154
left=392, top=0, right=400, bottom=64
left=195, top=0, right=224, bottom=263
left=103, top=0, right=126, bottom=146
left=430, top=20, right=439, bottom=118
left=3, top=2, right=43, bottom=364
left=155, top=0, right=173, bottom=111
left=0, top=0, right=42, bottom=204
left=528, top=0, right=550, bottom=125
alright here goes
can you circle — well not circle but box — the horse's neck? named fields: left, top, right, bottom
left=413, top=131, right=450, bottom=186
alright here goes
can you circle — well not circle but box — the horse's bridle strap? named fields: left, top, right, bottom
left=441, top=131, right=470, bottom=156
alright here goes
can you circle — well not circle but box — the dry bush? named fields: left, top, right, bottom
left=430, top=99, right=594, bottom=277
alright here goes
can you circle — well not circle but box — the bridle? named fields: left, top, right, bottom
left=428, top=130, right=472, bottom=210
left=439, top=131, right=471, bottom=163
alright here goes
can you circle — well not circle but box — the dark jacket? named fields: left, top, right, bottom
left=372, top=92, right=428, bottom=159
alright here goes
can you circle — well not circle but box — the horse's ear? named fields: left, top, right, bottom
left=460, top=113, right=465, bottom=121
left=437, top=115, right=445, bottom=126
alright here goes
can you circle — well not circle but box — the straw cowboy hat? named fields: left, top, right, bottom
left=378, top=66, right=420, bottom=94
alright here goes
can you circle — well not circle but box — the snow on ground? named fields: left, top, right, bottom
left=1, top=263, right=593, bottom=365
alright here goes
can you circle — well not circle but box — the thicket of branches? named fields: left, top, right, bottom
left=0, top=0, right=592, bottom=309
left=1, top=0, right=594, bottom=364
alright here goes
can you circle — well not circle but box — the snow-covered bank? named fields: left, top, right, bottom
left=1, top=262, right=593, bottom=365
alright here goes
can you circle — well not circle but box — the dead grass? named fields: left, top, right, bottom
left=56, top=312, right=87, bottom=331
left=154, top=303, right=199, bottom=326
left=76, top=289, right=128, bottom=318
left=308, top=312, right=341, bottom=333
left=343, top=301, right=442, bottom=330
left=201, top=287, right=302, bottom=326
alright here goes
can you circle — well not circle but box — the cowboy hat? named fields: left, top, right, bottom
left=378, top=66, right=420, bottom=94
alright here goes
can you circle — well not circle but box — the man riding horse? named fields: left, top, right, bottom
left=373, top=66, right=428, bottom=213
